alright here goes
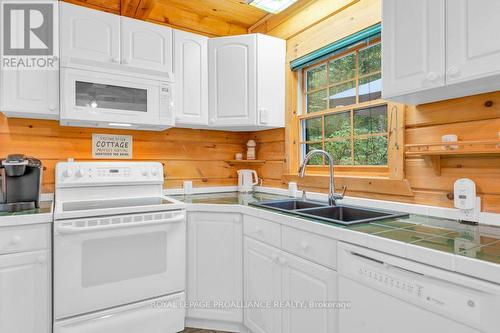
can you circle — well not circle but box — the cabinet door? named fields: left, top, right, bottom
left=382, top=0, right=445, bottom=98
left=446, top=0, right=500, bottom=83
left=174, top=30, right=208, bottom=126
left=1, top=69, right=59, bottom=119
left=60, top=2, right=120, bottom=67
left=208, top=35, right=256, bottom=127
left=0, top=250, right=51, bottom=333
left=244, top=237, right=282, bottom=333
left=282, top=252, right=338, bottom=333
left=121, top=17, right=173, bottom=79
left=187, top=213, right=243, bottom=322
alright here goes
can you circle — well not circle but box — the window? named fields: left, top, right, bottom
left=300, top=40, right=388, bottom=167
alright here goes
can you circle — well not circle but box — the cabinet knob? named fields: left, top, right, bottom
left=300, top=241, right=309, bottom=251
left=10, top=235, right=21, bottom=245
left=209, top=118, right=215, bottom=124
left=278, top=257, right=286, bottom=265
left=37, top=254, right=47, bottom=264
left=447, top=66, right=460, bottom=78
left=112, top=57, right=120, bottom=63
left=49, top=104, right=57, bottom=111
left=271, top=254, right=279, bottom=262
left=233, top=216, right=241, bottom=223
left=256, top=227, right=263, bottom=235
left=123, top=59, right=131, bottom=64
left=426, top=72, right=439, bottom=82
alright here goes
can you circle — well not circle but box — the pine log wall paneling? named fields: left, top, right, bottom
left=250, top=0, right=500, bottom=213
left=0, top=116, right=248, bottom=192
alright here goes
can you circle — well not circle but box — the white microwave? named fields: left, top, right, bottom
left=60, top=68, right=174, bottom=131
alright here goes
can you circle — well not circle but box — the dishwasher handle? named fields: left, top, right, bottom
left=56, top=214, right=185, bottom=234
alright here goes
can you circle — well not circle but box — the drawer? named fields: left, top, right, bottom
left=0, top=223, right=50, bottom=255
left=282, top=226, right=337, bottom=269
left=244, top=215, right=281, bottom=248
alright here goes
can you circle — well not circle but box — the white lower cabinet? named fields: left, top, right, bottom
left=244, top=237, right=338, bottom=333
left=244, top=237, right=283, bottom=333
left=186, top=212, right=243, bottom=328
left=0, top=250, right=51, bottom=333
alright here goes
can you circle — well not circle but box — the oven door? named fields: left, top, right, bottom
left=60, top=68, right=172, bottom=130
left=53, top=210, right=185, bottom=319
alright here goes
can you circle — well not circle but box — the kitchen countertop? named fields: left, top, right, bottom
left=173, top=192, right=500, bottom=272
left=0, top=201, right=54, bottom=226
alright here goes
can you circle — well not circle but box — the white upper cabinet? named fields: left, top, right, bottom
left=0, top=0, right=59, bottom=120
left=382, top=0, right=500, bottom=104
left=208, top=34, right=285, bottom=131
left=0, top=63, right=59, bottom=120
left=174, top=29, right=208, bottom=126
left=121, top=17, right=173, bottom=80
left=60, top=2, right=172, bottom=79
left=60, top=2, right=120, bottom=67
left=382, top=0, right=445, bottom=99
left=446, top=0, right=500, bottom=84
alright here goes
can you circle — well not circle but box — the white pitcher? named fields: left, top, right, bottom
left=237, top=169, right=259, bottom=193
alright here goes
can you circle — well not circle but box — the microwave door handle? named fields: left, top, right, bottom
left=56, top=214, right=185, bottom=235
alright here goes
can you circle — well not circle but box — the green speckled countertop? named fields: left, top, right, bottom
left=172, top=192, right=500, bottom=265
left=0, top=201, right=52, bottom=217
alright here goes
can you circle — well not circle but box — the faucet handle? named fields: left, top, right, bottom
left=340, top=185, right=347, bottom=198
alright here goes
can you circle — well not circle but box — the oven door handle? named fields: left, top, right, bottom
left=56, top=214, right=185, bottom=234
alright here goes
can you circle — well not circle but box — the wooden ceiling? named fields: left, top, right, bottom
left=63, top=0, right=270, bottom=36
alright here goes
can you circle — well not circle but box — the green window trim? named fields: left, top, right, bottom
left=290, top=23, right=381, bottom=71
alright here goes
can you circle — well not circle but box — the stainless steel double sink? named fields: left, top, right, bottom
left=249, top=199, right=409, bottom=226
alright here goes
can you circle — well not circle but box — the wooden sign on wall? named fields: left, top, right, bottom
left=92, top=133, right=133, bottom=159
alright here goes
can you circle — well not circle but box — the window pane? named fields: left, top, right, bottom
left=324, top=111, right=351, bottom=139
left=354, top=136, right=388, bottom=165
left=359, top=43, right=381, bottom=76
left=325, top=140, right=352, bottom=165
left=303, top=117, right=322, bottom=141
left=354, top=105, right=387, bottom=135
left=358, top=73, right=382, bottom=103
left=307, top=89, right=327, bottom=113
left=329, top=81, right=356, bottom=108
left=303, top=142, right=323, bottom=165
left=306, top=65, right=327, bottom=91
left=329, top=53, right=356, bottom=85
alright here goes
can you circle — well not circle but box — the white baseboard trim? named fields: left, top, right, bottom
left=185, top=317, right=248, bottom=333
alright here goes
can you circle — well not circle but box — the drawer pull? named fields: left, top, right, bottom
left=10, top=236, right=21, bottom=245
left=37, top=254, right=47, bottom=264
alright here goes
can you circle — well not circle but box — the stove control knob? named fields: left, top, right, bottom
left=141, top=169, right=150, bottom=177
left=63, top=169, right=73, bottom=178
left=75, top=169, right=85, bottom=178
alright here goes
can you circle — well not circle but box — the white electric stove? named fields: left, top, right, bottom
left=53, top=161, right=186, bottom=333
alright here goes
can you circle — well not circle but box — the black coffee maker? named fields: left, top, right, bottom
left=0, top=154, right=43, bottom=212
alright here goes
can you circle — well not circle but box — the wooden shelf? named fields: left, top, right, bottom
left=405, top=139, right=500, bottom=175
left=225, top=160, right=266, bottom=166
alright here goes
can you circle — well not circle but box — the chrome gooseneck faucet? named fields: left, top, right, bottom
left=298, top=149, right=346, bottom=206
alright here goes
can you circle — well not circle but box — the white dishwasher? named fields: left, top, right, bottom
left=338, top=242, right=500, bottom=333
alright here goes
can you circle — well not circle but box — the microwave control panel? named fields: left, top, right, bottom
left=159, top=83, right=173, bottom=123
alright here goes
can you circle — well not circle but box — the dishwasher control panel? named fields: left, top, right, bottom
left=339, top=246, right=485, bottom=329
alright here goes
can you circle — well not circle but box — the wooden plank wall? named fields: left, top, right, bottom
left=250, top=0, right=500, bottom=213
left=0, top=116, right=248, bottom=192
